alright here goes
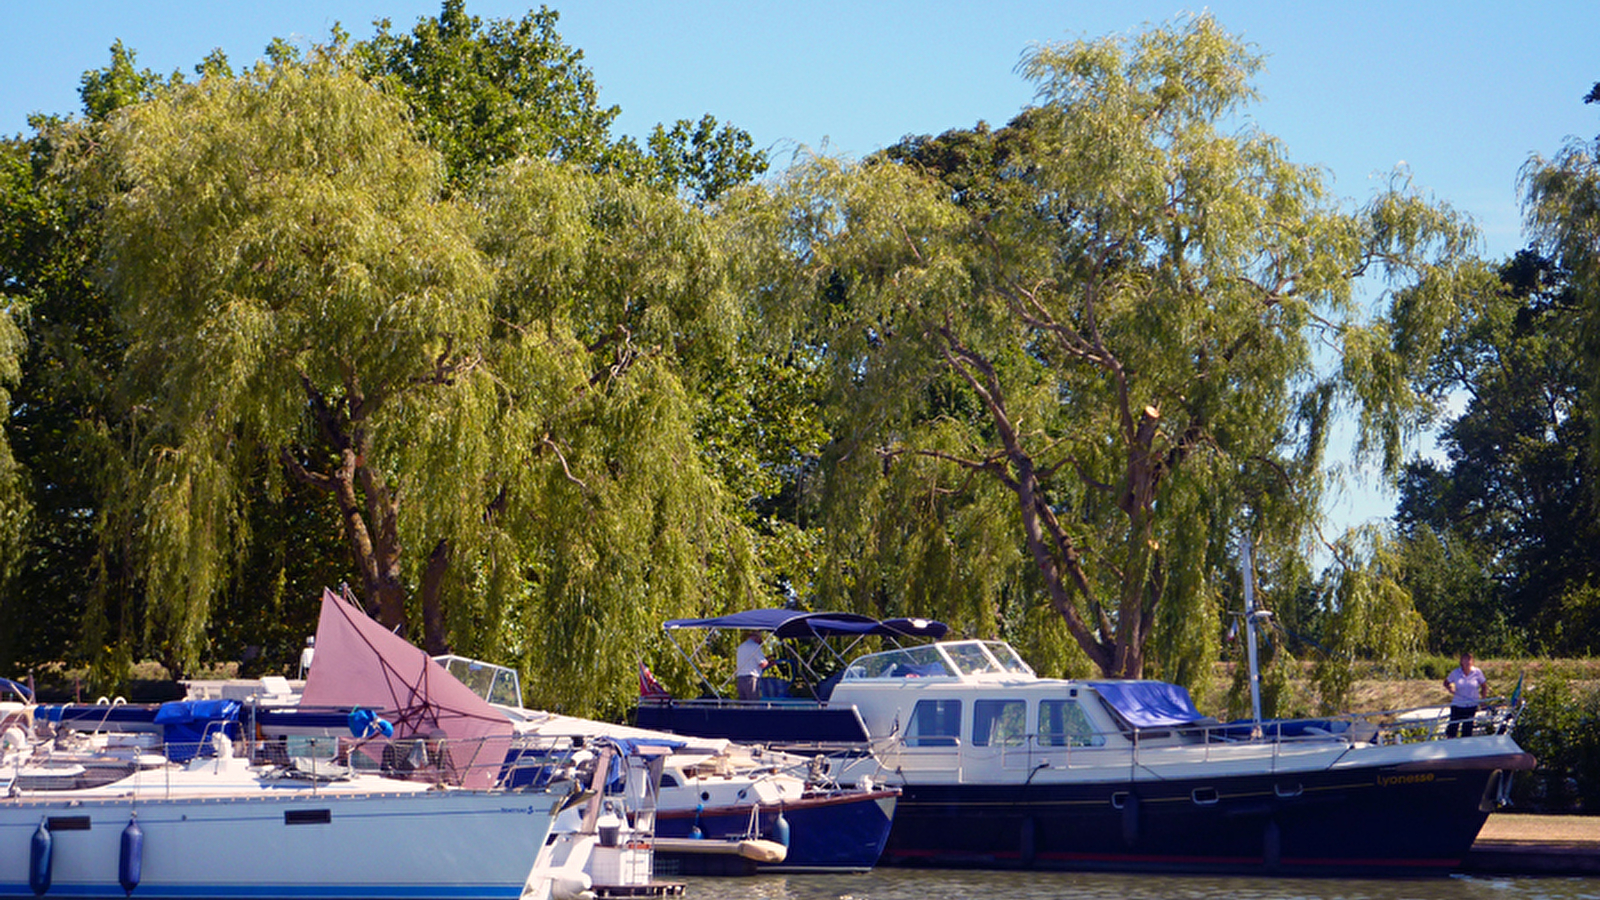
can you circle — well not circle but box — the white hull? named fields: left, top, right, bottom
left=0, top=762, right=555, bottom=899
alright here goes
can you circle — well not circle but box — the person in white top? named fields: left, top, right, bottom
left=1444, top=651, right=1489, bottom=738
left=735, top=631, right=769, bottom=701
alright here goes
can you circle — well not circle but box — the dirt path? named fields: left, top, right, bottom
left=1478, top=814, right=1600, bottom=847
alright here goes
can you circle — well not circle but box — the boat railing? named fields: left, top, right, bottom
left=973, top=698, right=1519, bottom=774
left=4, top=732, right=551, bottom=799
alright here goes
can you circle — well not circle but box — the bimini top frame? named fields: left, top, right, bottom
left=659, top=609, right=947, bottom=699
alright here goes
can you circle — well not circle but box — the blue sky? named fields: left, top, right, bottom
left=4, top=0, right=1598, bottom=528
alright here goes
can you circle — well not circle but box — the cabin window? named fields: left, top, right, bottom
left=906, top=699, right=962, bottom=747
left=1039, top=699, right=1104, bottom=747
left=972, top=699, right=1026, bottom=747
left=660, top=773, right=679, bottom=788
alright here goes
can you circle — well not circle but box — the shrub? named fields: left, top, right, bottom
left=1510, top=675, right=1600, bottom=812
left=1417, top=655, right=1455, bottom=681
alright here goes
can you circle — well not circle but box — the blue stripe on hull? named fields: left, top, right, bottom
left=880, top=765, right=1501, bottom=875
left=0, top=884, right=522, bottom=899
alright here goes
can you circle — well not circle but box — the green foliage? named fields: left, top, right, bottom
left=354, top=0, right=622, bottom=189
left=352, top=4, right=769, bottom=203
left=76, top=55, right=482, bottom=669
left=0, top=144, right=33, bottom=591
left=0, top=10, right=1526, bottom=708
left=1523, top=118, right=1600, bottom=348
left=1416, top=654, right=1457, bottom=681
left=45, top=51, right=763, bottom=704
left=469, top=157, right=763, bottom=713
left=0, top=284, right=25, bottom=602
left=1394, top=247, right=1594, bottom=656
left=1311, top=527, right=1426, bottom=712
left=737, top=14, right=1471, bottom=685
left=1510, top=675, right=1600, bottom=812
left=1394, top=523, right=1520, bottom=657
left=1223, top=646, right=1309, bottom=722
left=1, top=8, right=776, bottom=699
left=78, top=40, right=182, bottom=122
left=0, top=122, right=121, bottom=677
left=646, top=114, right=770, bottom=204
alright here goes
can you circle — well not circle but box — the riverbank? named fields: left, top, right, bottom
left=1464, top=813, right=1600, bottom=875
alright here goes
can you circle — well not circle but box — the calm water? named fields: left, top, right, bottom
left=677, top=870, right=1600, bottom=900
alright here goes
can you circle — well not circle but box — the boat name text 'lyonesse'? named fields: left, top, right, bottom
left=1375, top=772, right=1437, bottom=787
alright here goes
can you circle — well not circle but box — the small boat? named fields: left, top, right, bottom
left=0, top=590, right=567, bottom=900
left=434, top=656, right=899, bottom=873
left=636, top=609, right=1537, bottom=876
left=522, top=739, right=684, bottom=900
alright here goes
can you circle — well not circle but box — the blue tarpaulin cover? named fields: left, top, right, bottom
left=602, top=737, right=686, bottom=791
left=1087, top=680, right=1205, bottom=728
left=155, top=699, right=242, bottom=762
left=153, top=699, right=240, bottom=724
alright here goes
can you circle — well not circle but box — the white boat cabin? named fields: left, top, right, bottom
left=824, top=639, right=1440, bottom=785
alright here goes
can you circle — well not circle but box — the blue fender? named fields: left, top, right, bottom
left=119, top=817, right=143, bottom=894
left=29, top=820, right=51, bottom=896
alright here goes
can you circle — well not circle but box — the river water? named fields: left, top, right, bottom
left=678, top=870, right=1600, bottom=900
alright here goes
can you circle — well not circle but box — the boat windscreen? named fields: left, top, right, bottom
left=1086, top=680, right=1206, bottom=728
left=845, top=645, right=952, bottom=679
left=980, top=642, right=1034, bottom=675
left=945, top=642, right=1003, bottom=675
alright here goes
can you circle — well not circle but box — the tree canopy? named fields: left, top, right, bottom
left=6, top=9, right=1585, bottom=714
left=59, top=54, right=755, bottom=701
left=352, top=1, right=768, bottom=199
left=354, top=0, right=622, bottom=188
left=734, top=14, right=1482, bottom=683
left=1386, top=81, right=1600, bottom=659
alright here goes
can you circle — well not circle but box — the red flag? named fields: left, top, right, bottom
left=638, top=662, right=671, bottom=699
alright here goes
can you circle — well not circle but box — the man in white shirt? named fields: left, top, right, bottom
left=1444, top=651, right=1488, bottom=738
left=736, top=631, right=768, bottom=701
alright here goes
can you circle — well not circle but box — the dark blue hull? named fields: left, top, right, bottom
left=654, top=788, right=897, bottom=872
left=636, top=700, right=869, bottom=745
left=880, top=760, right=1516, bottom=875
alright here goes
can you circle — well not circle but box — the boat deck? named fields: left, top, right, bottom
left=1463, top=814, right=1600, bottom=875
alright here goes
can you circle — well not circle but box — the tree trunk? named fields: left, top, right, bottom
left=284, top=378, right=412, bottom=637
left=419, top=539, right=452, bottom=655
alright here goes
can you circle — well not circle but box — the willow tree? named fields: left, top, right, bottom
left=1523, top=84, right=1600, bottom=448
left=0, top=288, right=24, bottom=597
left=470, top=157, right=761, bottom=714
left=75, top=56, right=757, bottom=695
left=742, top=15, right=1480, bottom=681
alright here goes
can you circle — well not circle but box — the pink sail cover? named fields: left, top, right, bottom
left=301, top=588, right=513, bottom=789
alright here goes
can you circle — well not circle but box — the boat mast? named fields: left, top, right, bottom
left=1240, top=535, right=1263, bottom=725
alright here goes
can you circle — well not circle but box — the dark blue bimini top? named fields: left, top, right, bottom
left=664, top=608, right=948, bottom=640
left=1086, top=680, right=1206, bottom=728
left=0, top=678, right=32, bottom=703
